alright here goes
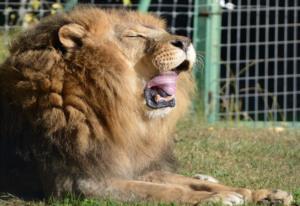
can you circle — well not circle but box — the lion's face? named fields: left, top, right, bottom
left=115, top=23, right=196, bottom=112
left=58, top=9, right=195, bottom=118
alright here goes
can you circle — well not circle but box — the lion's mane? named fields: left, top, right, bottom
left=0, top=7, right=195, bottom=197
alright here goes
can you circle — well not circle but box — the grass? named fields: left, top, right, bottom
left=1, top=116, right=299, bottom=206
left=0, top=34, right=299, bottom=205
left=176, top=117, right=300, bottom=191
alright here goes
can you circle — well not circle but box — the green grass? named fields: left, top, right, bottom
left=1, top=116, right=299, bottom=206
left=176, top=117, right=300, bottom=191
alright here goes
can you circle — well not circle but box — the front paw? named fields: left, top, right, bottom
left=253, top=189, right=293, bottom=206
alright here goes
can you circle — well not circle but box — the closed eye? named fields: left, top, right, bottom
left=124, top=34, right=146, bottom=39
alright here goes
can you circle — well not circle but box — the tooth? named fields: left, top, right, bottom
left=155, top=94, right=161, bottom=103
left=155, top=95, right=175, bottom=103
left=164, top=95, right=175, bottom=101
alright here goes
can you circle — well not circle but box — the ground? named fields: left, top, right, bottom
left=0, top=116, right=299, bottom=206
left=0, top=34, right=299, bottom=206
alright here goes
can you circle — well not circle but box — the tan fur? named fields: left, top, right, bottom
left=0, top=7, right=292, bottom=205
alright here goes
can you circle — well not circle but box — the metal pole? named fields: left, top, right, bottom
left=138, top=0, right=151, bottom=12
left=205, top=0, right=221, bottom=123
left=193, top=0, right=207, bottom=115
left=193, top=0, right=200, bottom=77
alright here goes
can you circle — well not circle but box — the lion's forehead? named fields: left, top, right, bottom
left=111, top=10, right=166, bottom=30
left=69, top=8, right=166, bottom=32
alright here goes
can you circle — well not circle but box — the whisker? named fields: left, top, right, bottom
left=193, top=52, right=205, bottom=70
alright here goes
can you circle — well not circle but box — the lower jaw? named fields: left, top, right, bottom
left=146, top=99, right=176, bottom=109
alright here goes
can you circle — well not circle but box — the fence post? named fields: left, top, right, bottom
left=64, top=0, right=78, bottom=11
left=138, top=0, right=151, bottom=12
left=204, top=0, right=221, bottom=123
left=193, top=0, right=207, bottom=115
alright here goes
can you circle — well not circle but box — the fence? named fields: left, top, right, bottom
left=0, top=0, right=299, bottom=126
left=216, top=0, right=300, bottom=127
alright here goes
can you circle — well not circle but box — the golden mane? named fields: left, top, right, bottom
left=0, top=6, right=194, bottom=197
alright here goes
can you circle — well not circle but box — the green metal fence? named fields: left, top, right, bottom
left=197, top=0, right=221, bottom=123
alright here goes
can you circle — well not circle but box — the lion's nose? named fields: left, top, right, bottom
left=170, top=37, right=191, bottom=52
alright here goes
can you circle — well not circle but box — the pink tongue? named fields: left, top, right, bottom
left=147, top=72, right=178, bottom=95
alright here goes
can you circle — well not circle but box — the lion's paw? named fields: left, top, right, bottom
left=194, top=174, right=219, bottom=183
left=254, top=189, right=293, bottom=206
left=207, top=192, right=245, bottom=206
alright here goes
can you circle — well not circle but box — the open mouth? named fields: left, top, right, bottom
left=144, top=60, right=190, bottom=109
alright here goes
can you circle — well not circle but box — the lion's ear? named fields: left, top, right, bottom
left=58, top=23, right=86, bottom=48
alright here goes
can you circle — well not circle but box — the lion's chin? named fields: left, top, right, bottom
left=146, top=107, right=173, bottom=119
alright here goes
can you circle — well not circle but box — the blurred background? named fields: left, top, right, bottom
left=0, top=0, right=299, bottom=127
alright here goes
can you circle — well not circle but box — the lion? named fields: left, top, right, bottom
left=0, top=7, right=293, bottom=205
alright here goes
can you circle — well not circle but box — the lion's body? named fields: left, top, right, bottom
left=0, top=7, right=293, bottom=205
left=0, top=7, right=193, bottom=197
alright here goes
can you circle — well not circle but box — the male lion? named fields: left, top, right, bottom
left=0, top=7, right=293, bottom=205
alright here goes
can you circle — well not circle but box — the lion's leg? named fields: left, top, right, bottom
left=141, top=171, right=249, bottom=198
left=141, top=171, right=293, bottom=205
left=77, top=178, right=244, bottom=205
